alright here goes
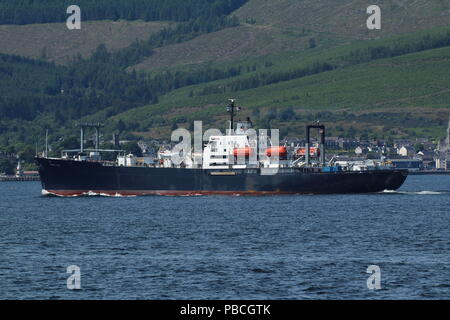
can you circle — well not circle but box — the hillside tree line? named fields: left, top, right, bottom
left=0, top=0, right=248, bottom=24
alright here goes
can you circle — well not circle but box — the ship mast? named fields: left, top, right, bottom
left=226, top=99, right=240, bottom=134
left=305, top=121, right=326, bottom=167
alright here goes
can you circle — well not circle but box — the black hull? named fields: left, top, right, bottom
left=35, top=157, right=408, bottom=196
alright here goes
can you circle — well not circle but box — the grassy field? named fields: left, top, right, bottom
left=132, top=24, right=311, bottom=71
left=1, top=1, right=448, bottom=68
left=0, top=20, right=170, bottom=64
left=131, top=0, right=450, bottom=71
left=234, top=0, right=450, bottom=40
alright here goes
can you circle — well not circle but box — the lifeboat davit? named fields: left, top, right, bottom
left=233, top=147, right=252, bottom=157
left=265, top=146, right=287, bottom=157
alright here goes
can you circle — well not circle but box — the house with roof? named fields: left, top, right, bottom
left=397, top=146, right=416, bottom=157
left=417, top=150, right=436, bottom=169
left=355, top=146, right=369, bottom=155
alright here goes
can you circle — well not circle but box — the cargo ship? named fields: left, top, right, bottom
left=36, top=100, right=407, bottom=196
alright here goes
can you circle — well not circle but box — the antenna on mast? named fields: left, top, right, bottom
left=226, top=99, right=241, bottom=134
left=45, top=129, right=48, bottom=158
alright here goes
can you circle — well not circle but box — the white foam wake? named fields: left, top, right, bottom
left=83, top=191, right=136, bottom=197
left=41, top=189, right=52, bottom=196
left=41, top=190, right=136, bottom=197
left=381, top=190, right=444, bottom=195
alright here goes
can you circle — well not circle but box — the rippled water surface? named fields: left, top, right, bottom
left=0, top=175, right=449, bottom=299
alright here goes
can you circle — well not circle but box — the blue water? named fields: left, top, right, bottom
left=0, top=175, right=449, bottom=299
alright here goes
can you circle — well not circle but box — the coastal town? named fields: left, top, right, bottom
left=1, top=116, right=450, bottom=180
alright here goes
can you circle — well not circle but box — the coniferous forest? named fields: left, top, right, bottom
left=0, top=0, right=249, bottom=165
left=2, top=28, right=448, bottom=123
left=0, top=0, right=449, bottom=170
left=0, top=1, right=245, bottom=122
left=0, top=0, right=248, bottom=24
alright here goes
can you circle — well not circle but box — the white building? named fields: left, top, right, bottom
left=435, top=151, right=450, bottom=170
left=355, top=146, right=369, bottom=155
left=397, top=146, right=415, bottom=157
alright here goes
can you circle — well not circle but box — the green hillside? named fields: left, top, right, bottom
left=235, top=0, right=450, bottom=39
left=0, top=20, right=170, bottom=64
left=7, top=1, right=449, bottom=72
left=109, top=27, right=450, bottom=140
left=0, top=0, right=248, bottom=24
left=0, top=0, right=449, bottom=165
left=133, top=0, right=450, bottom=71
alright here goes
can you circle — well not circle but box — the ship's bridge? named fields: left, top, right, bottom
left=235, top=118, right=253, bottom=135
left=203, top=134, right=253, bottom=169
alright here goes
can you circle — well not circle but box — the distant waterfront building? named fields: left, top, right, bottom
left=393, top=139, right=413, bottom=148
left=417, top=150, right=435, bottom=161
left=447, top=153, right=450, bottom=170
left=417, top=150, right=436, bottom=169
left=325, top=137, right=340, bottom=150
left=355, top=146, right=369, bottom=155
left=435, top=151, right=450, bottom=170
left=390, top=159, right=423, bottom=171
left=435, top=115, right=450, bottom=169
left=447, top=116, right=450, bottom=150
left=444, top=151, right=450, bottom=170
left=438, top=115, right=450, bottom=153
left=397, top=146, right=415, bottom=157
left=435, top=158, right=443, bottom=169
left=339, top=139, right=359, bottom=150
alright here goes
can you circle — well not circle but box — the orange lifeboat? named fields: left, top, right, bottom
left=297, top=147, right=318, bottom=156
left=265, top=146, right=287, bottom=157
left=233, top=147, right=252, bottom=157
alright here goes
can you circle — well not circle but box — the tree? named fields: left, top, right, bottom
left=258, top=116, right=271, bottom=130
left=60, top=136, right=80, bottom=150
left=92, top=44, right=111, bottom=63
left=414, top=143, right=425, bottom=152
left=116, top=120, right=126, bottom=133
left=0, top=158, right=14, bottom=175
left=51, top=136, right=80, bottom=156
left=347, top=126, right=357, bottom=138
left=266, top=108, right=278, bottom=121
left=100, top=142, right=119, bottom=161
left=17, top=145, right=36, bottom=162
left=279, top=107, right=295, bottom=121
left=122, top=141, right=142, bottom=157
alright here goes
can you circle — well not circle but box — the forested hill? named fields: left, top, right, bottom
left=0, top=0, right=248, bottom=24
left=0, top=0, right=449, bottom=169
left=0, top=0, right=251, bottom=165
left=0, top=0, right=248, bottom=124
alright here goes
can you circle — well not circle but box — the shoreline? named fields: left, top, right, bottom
left=0, top=176, right=40, bottom=182
left=408, top=171, right=450, bottom=175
